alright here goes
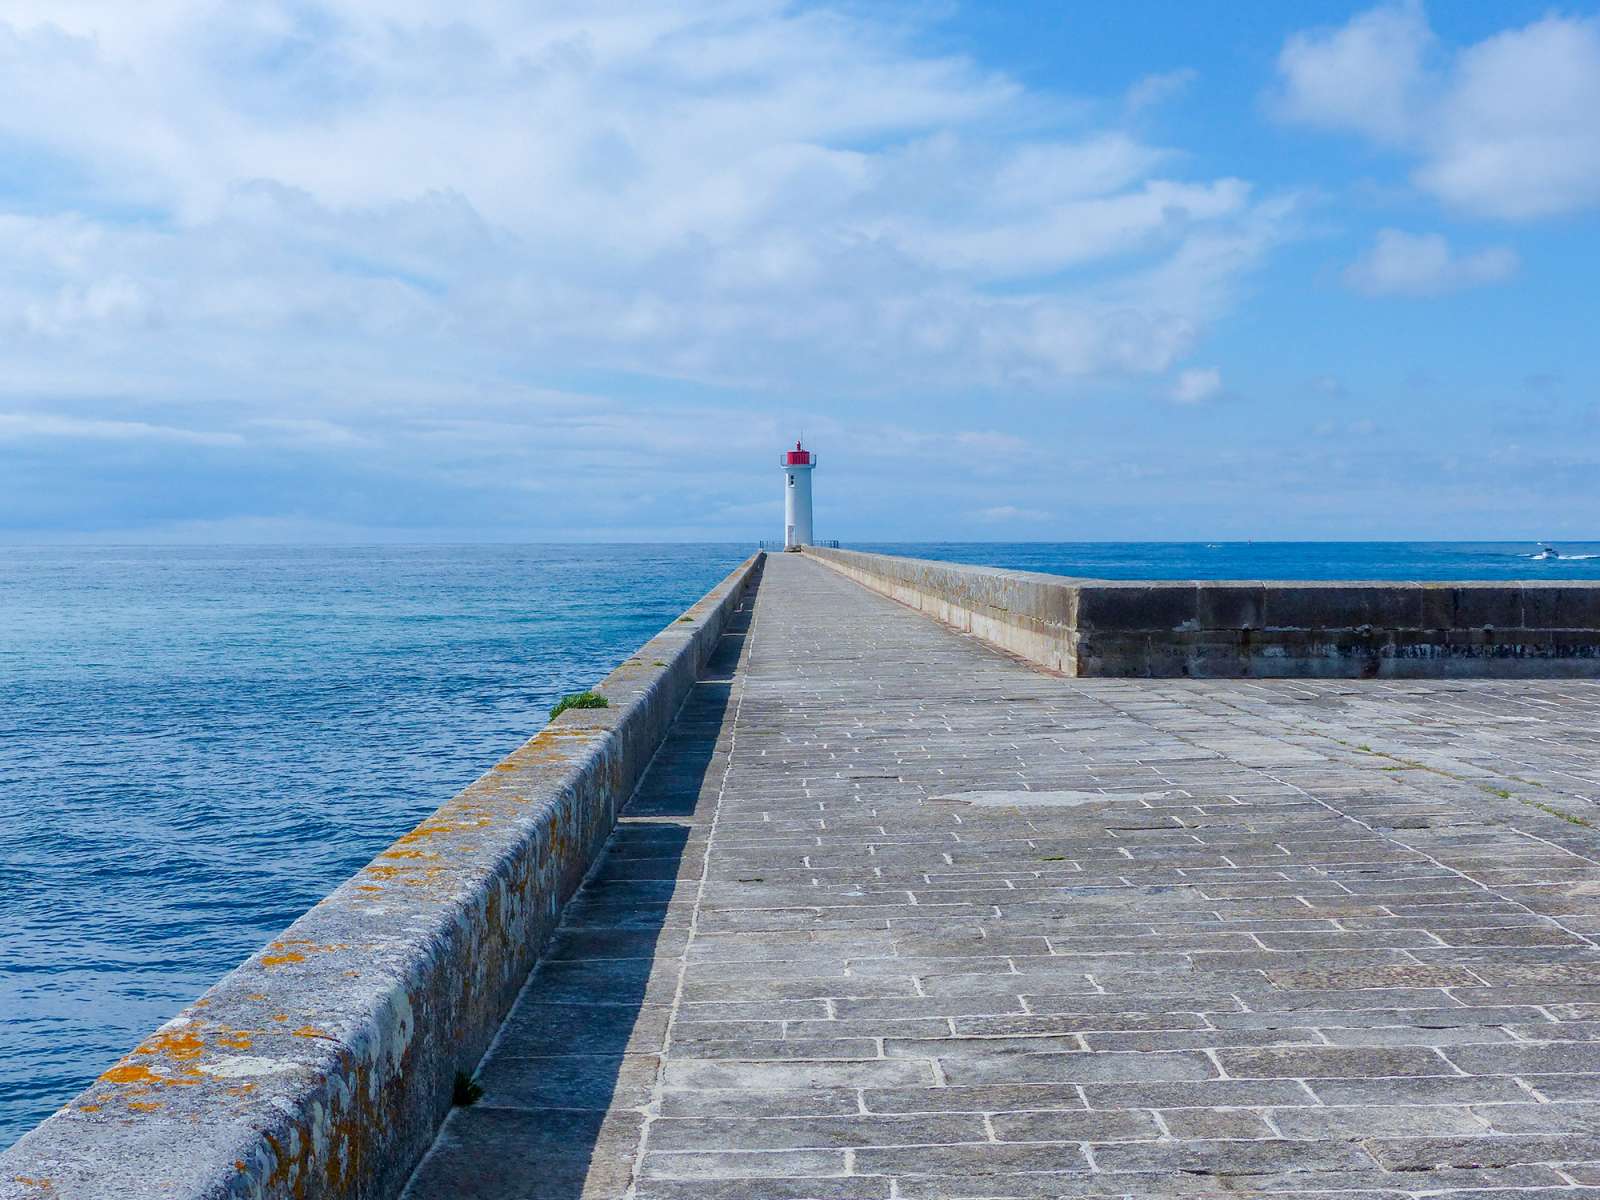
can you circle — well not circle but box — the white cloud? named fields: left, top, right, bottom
left=1423, top=17, right=1600, bottom=219
left=887, top=178, right=1253, bottom=279
left=0, top=411, right=242, bottom=445
left=988, top=135, right=1172, bottom=210
left=1343, top=229, right=1518, bottom=296
left=247, top=417, right=374, bottom=448
left=1274, top=5, right=1600, bottom=219
left=1274, top=1, right=1433, bottom=144
left=1124, top=68, right=1198, bottom=116
left=1171, top=367, right=1223, bottom=405
left=0, top=0, right=1289, bottom=416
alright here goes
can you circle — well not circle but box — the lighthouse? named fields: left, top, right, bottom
left=781, top=440, right=815, bottom=550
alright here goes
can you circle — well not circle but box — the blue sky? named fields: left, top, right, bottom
left=2, top=1, right=1598, bottom=543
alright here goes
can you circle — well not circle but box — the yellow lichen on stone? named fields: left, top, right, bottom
left=100, top=1068, right=160, bottom=1088
left=99, top=1061, right=196, bottom=1088
left=260, top=938, right=346, bottom=965
left=140, top=1029, right=205, bottom=1060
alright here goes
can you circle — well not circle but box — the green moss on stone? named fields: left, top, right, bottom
left=550, top=691, right=609, bottom=721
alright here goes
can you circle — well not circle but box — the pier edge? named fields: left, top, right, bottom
left=0, top=553, right=765, bottom=1200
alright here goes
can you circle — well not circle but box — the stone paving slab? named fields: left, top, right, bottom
left=403, top=553, right=1600, bottom=1200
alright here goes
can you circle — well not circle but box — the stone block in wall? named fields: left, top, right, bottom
left=1076, top=584, right=1199, bottom=633
left=1196, top=585, right=1267, bottom=631
left=1419, top=585, right=1526, bottom=630
left=1074, top=634, right=1150, bottom=677
left=1182, top=631, right=1253, bottom=678
left=1260, top=585, right=1423, bottom=632
left=1524, top=585, right=1600, bottom=630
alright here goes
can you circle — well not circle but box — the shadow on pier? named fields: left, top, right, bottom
left=400, top=569, right=760, bottom=1199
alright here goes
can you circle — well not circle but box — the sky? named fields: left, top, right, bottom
left=2, top=1, right=1598, bottom=544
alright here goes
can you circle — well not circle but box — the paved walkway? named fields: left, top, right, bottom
left=404, top=553, right=1600, bottom=1200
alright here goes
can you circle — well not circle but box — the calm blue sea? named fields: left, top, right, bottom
left=5, top=539, right=1600, bottom=1147
left=855, top=541, right=1600, bottom=580
left=0, top=544, right=747, bottom=1148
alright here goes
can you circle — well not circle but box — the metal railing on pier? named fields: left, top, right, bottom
left=758, top=539, right=840, bottom=551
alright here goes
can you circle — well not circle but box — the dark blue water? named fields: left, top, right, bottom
left=854, top=541, right=1600, bottom=580
left=7, top=539, right=1600, bottom=1148
left=0, top=544, right=746, bottom=1148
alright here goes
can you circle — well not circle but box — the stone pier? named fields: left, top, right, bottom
left=404, top=553, right=1600, bottom=1199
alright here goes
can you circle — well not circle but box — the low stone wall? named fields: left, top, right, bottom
left=803, top=546, right=1081, bottom=672
left=0, top=554, right=764, bottom=1200
left=804, top=546, right=1600, bottom=678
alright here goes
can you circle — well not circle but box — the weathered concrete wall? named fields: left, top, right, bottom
left=805, top=546, right=1600, bottom=678
left=802, top=546, right=1081, bottom=672
left=0, top=554, right=764, bottom=1200
left=1075, top=578, right=1600, bottom=678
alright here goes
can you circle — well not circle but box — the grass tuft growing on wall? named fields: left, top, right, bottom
left=550, top=691, right=609, bottom=721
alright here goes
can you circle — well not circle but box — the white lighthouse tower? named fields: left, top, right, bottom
left=781, top=440, right=816, bottom=549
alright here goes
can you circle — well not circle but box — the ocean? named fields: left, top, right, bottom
left=0, top=544, right=748, bottom=1147
left=4, top=539, right=1600, bottom=1146
left=852, top=541, right=1600, bottom=580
